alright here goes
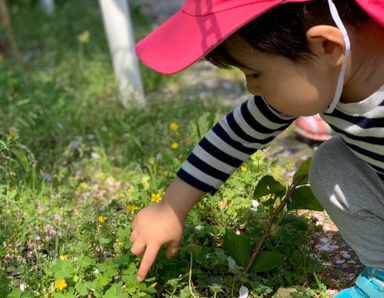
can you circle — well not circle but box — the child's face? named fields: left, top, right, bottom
left=222, top=35, right=340, bottom=116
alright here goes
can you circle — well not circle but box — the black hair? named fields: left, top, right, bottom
left=205, top=0, right=369, bottom=69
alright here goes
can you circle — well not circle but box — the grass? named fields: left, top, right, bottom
left=0, top=1, right=334, bottom=297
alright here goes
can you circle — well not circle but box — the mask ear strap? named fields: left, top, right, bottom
left=324, top=0, right=351, bottom=114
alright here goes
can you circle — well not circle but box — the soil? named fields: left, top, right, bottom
left=134, top=1, right=364, bottom=294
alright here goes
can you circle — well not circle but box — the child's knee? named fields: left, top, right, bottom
left=309, top=137, right=345, bottom=201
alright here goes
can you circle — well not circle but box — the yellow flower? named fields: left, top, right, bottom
left=95, top=172, right=106, bottom=181
left=241, top=166, right=247, bottom=172
left=198, top=203, right=204, bottom=209
left=77, top=182, right=88, bottom=192
left=116, top=239, right=124, bottom=246
left=171, top=142, right=179, bottom=149
left=59, top=255, right=68, bottom=261
left=169, top=123, right=179, bottom=131
left=98, top=215, right=106, bottom=223
left=151, top=193, right=162, bottom=203
left=126, top=205, right=138, bottom=211
left=8, top=128, right=18, bottom=139
left=77, top=30, right=90, bottom=44
left=55, top=279, right=67, bottom=291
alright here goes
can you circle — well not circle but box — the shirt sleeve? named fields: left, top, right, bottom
left=176, top=95, right=297, bottom=195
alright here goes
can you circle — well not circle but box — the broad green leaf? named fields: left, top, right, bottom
left=253, top=175, right=286, bottom=199
left=103, top=283, right=128, bottom=298
left=75, top=282, right=88, bottom=296
left=122, top=263, right=136, bottom=276
left=223, top=229, right=251, bottom=267
left=122, top=273, right=138, bottom=285
left=53, top=287, right=76, bottom=298
left=6, top=189, right=17, bottom=200
left=7, top=289, right=22, bottom=298
left=292, top=158, right=312, bottom=185
left=180, top=243, right=201, bottom=254
left=279, top=214, right=308, bottom=231
left=77, top=256, right=96, bottom=268
left=51, top=260, right=75, bottom=279
left=85, top=281, right=100, bottom=291
left=97, top=260, right=119, bottom=278
left=287, top=186, right=324, bottom=211
left=250, top=251, right=285, bottom=273
left=98, top=237, right=110, bottom=244
left=96, top=273, right=111, bottom=287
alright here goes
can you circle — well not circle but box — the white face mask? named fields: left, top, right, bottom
left=324, top=0, right=351, bottom=113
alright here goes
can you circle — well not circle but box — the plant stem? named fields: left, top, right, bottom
left=244, top=175, right=307, bottom=273
left=189, top=252, right=198, bottom=298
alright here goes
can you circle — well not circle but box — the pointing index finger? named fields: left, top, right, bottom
left=137, top=244, right=160, bottom=282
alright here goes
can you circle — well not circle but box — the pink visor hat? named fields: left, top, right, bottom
left=136, top=0, right=384, bottom=75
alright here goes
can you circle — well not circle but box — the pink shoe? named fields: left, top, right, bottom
left=294, top=114, right=333, bottom=141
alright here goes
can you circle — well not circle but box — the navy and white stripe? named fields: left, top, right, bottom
left=322, top=85, right=384, bottom=180
left=177, top=95, right=296, bottom=194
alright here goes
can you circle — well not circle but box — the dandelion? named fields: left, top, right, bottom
left=98, top=215, right=106, bottom=223
left=169, top=123, right=179, bottom=131
left=59, top=255, right=68, bottom=261
left=126, top=205, right=138, bottom=211
left=241, top=166, right=247, bottom=172
left=198, top=203, right=205, bottom=209
left=171, top=142, right=179, bottom=149
left=55, top=279, right=67, bottom=291
left=151, top=193, right=162, bottom=203
left=116, top=239, right=124, bottom=246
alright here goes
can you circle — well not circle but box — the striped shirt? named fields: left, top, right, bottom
left=177, top=85, right=384, bottom=194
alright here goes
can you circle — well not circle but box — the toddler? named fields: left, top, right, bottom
left=130, top=0, right=384, bottom=296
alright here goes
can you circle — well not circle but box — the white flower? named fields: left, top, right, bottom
left=91, top=152, right=101, bottom=159
left=195, top=225, right=202, bottom=231
left=20, top=283, right=26, bottom=292
left=250, top=200, right=260, bottom=211
left=227, top=256, right=237, bottom=270
left=239, top=285, right=249, bottom=298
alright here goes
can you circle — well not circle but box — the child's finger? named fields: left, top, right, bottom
left=137, top=244, right=160, bottom=282
left=165, top=241, right=180, bottom=258
left=131, top=239, right=146, bottom=257
left=131, top=218, right=137, bottom=230
left=129, top=230, right=138, bottom=243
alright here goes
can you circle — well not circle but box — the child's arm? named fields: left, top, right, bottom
left=131, top=95, right=296, bottom=281
left=130, top=176, right=205, bottom=281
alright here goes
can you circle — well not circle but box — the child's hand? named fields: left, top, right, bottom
left=130, top=201, right=186, bottom=281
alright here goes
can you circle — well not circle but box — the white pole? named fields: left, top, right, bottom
left=40, top=0, right=55, bottom=16
left=99, top=0, right=145, bottom=104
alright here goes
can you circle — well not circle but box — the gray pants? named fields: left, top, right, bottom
left=309, top=137, right=384, bottom=270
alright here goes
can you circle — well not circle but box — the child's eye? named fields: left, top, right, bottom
left=245, top=73, right=259, bottom=79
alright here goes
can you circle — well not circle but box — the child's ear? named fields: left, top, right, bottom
left=306, top=25, right=346, bottom=67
